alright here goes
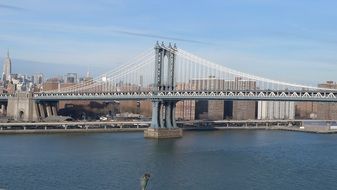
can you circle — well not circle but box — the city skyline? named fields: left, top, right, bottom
left=2, top=2, right=337, bottom=190
left=1, top=0, right=337, bottom=85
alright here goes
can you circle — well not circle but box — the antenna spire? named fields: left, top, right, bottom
left=86, top=65, right=90, bottom=77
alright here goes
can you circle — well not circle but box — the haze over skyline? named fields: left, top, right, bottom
left=0, top=0, right=337, bottom=85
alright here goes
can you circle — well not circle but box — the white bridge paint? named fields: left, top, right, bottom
left=33, top=90, right=337, bottom=102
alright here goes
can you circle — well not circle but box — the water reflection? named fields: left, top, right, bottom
left=0, top=131, right=337, bottom=190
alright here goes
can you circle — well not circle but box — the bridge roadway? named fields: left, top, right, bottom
left=0, top=90, right=337, bottom=102
left=32, top=90, right=337, bottom=102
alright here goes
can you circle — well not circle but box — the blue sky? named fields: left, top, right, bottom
left=0, top=0, right=337, bottom=85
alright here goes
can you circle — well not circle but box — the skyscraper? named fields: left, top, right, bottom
left=33, top=73, right=44, bottom=85
left=64, top=73, right=77, bottom=84
left=2, top=50, right=12, bottom=81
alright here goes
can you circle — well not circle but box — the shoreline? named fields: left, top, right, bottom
left=0, top=128, right=145, bottom=134
left=215, top=126, right=337, bottom=134
left=188, top=126, right=337, bottom=134
left=1, top=126, right=337, bottom=135
left=0, top=128, right=145, bottom=135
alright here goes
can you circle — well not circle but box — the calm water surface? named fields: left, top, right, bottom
left=0, top=130, right=337, bottom=190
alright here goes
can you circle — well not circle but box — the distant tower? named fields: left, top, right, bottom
left=86, top=64, right=90, bottom=78
left=2, top=50, right=12, bottom=81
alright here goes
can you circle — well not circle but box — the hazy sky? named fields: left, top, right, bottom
left=0, top=0, right=337, bottom=85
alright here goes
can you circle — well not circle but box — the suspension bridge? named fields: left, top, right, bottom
left=2, top=42, right=337, bottom=138
left=34, top=42, right=337, bottom=102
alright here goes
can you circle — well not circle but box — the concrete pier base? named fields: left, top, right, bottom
left=144, top=128, right=183, bottom=139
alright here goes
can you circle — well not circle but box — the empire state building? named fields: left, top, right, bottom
left=2, top=50, right=12, bottom=81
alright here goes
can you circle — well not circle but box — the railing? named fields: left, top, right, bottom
left=31, top=90, right=337, bottom=102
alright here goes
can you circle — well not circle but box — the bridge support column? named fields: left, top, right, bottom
left=163, top=101, right=178, bottom=128
left=164, top=102, right=173, bottom=128
left=34, top=102, right=41, bottom=120
left=150, top=100, right=161, bottom=128
left=51, top=105, right=58, bottom=116
left=145, top=100, right=182, bottom=138
left=46, top=104, right=52, bottom=117
left=144, top=42, right=182, bottom=139
left=172, top=103, right=177, bottom=128
left=38, top=103, right=46, bottom=119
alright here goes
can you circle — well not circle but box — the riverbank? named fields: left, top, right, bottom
left=214, top=126, right=337, bottom=134
left=0, top=120, right=337, bottom=135
left=270, top=126, right=337, bottom=134
left=1, top=125, right=337, bottom=135
left=0, top=128, right=145, bottom=134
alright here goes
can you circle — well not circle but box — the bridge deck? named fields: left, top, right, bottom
left=30, top=90, right=337, bottom=102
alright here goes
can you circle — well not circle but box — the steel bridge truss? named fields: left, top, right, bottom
left=33, top=90, right=337, bottom=102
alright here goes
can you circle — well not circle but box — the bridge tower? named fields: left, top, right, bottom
left=144, top=42, right=183, bottom=138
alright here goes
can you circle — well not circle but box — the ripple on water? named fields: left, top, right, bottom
left=0, top=131, right=337, bottom=190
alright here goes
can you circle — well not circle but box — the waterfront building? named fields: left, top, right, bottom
left=233, top=101, right=256, bottom=120
left=176, top=100, right=195, bottom=120
left=258, top=101, right=295, bottom=120
left=176, top=77, right=296, bottom=121
left=295, top=81, right=337, bottom=120
left=201, top=77, right=256, bottom=120
left=175, top=77, right=257, bottom=121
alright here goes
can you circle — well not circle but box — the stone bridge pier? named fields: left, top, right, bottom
left=36, top=101, right=59, bottom=120
left=6, top=93, right=58, bottom=121
left=144, top=42, right=182, bottom=138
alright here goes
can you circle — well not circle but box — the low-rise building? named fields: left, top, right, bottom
left=258, top=101, right=295, bottom=120
left=176, top=77, right=257, bottom=120
left=295, top=81, right=337, bottom=120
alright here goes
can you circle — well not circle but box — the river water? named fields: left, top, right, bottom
left=0, top=130, right=337, bottom=190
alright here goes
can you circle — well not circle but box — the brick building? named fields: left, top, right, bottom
left=176, top=77, right=257, bottom=121
left=295, top=81, right=337, bottom=120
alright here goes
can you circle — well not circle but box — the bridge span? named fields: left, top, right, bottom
left=33, top=90, right=337, bottom=102
left=1, top=42, right=337, bottom=138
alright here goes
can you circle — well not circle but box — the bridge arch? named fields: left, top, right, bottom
left=18, top=110, right=24, bottom=120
